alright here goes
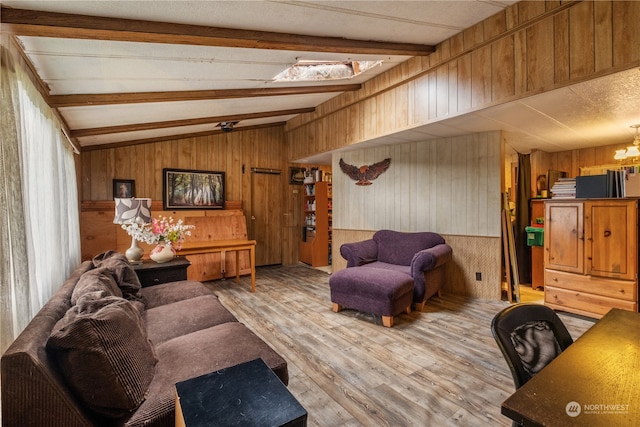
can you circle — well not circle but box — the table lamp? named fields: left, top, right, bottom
left=113, top=197, right=152, bottom=264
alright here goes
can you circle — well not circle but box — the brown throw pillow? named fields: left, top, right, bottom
left=71, top=267, right=123, bottom=305
left=47, top=294, right=157, bottom=418
left=92, top=251, right=144, bottom=303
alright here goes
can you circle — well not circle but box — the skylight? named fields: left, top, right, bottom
left=273, top=60, right=383, bottom=82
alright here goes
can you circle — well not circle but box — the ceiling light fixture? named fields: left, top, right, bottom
left=218, top=121, right=237, bottom=132
left=614, top=124, right=640, bottom=161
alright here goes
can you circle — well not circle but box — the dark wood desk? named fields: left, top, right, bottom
left=501, top=308, right=640, bottom=426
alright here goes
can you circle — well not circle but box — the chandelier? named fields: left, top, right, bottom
left=614, top=124, right=640, bottom=161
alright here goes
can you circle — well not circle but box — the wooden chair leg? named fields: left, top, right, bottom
left=414, top=301, right=426, bottom=312
left=405, top=306, right=411, bottom=314
left=437, top=289, right=443, bottom=297
left=382, top=316, right=393, bottom=327
left=332, top=302, right=342, bottom=313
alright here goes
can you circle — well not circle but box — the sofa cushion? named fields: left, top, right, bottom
left=141, top=280, right=216, bottom=309
left=144, top=295, right=237, bottom=344
left=374, top=230, right=445, bottom=266
left=123, top=322, right=288, bottom=427
left=46, top=294, right=157, bottom=419
left=92, top=250, right=144, bottom=303
left=71, top=267, right=123, bottom=305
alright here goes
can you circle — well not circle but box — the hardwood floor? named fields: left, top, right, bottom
left=204, top=264, right=595, bottom=427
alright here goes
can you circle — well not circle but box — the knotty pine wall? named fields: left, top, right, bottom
left=285, top=0, right=640, bottom=162
left=331, top=132, right=504, bottom=300
left=81, top=127, right=302, bottom=265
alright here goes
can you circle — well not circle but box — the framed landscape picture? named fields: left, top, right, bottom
left=163, top=168, right=225, bottom=210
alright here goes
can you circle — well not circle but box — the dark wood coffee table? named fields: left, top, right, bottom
left=175, top=358, right=307, bottom=427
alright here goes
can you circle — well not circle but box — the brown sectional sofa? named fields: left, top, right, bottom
left=1, top=251, right=288, bottom=427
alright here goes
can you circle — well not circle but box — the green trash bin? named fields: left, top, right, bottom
left=525, top=226, right=544, bottom=246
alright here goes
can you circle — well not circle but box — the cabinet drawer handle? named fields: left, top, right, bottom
left=604, top=230, right=611, bottom=237
left=153, top=278, right=160, bottom=283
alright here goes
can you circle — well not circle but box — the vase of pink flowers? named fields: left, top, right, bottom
left=120, top=216, right=195, bottom=263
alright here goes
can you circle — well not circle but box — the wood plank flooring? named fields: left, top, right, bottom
left=204, top=264, right=595, bottom=427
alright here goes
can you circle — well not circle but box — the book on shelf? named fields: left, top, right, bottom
left=551, top=177, right=576, bottom=199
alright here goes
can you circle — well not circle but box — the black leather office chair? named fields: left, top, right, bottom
left=491, top=303, right=574, bottom=426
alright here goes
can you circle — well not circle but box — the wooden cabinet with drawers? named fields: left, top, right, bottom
left=544, top=199, right=639, bottom=318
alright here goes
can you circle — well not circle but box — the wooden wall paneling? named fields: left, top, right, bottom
left=448, top=61, right=458, bottom=114
left=471, top=45, right=492, bottom=108
left=569, top=0, right=595, bottom=80
left=394, top=84, right=409, bottom=131
left=443, top=235, right=502, bottom=300
left=613, top=1, right=640, bottom=66
left=80, top=211, right=117, bottom=261
left=141, top=143, right=156, bottom=199
left=104, top=149, right=115, bottom=198
left=484, top=9, right=507, bottom=40
left=505, top=3, right=519, bottom=30
left=113, top=146, right=130, bottom=196
left=518, top=0, right=546, bottom=23
left=448, top=136, right=469, bottom=235
left=413, top=74, right=430, bottom=123
left=555, top=150, right=575, bottom=178
left=436, top=65, right=449, bottom=117
left=439, top=38, right=451, bottom=63
left=80, top=152, right=91, bottom=200
left=131, top=144, right=146, bottom=200
left=384, top=86, right=397, bottom=133
left=427, top=70, right=438, bottom=119
left=463, top=22, right=484, bottom=51
left=594, top=0, right=613, bottom=73
left=526, top=17, right=554, bottom=92
left=513, top=29, right=527, bottom=96
left=90, top=150, right=108, bottom=200
left=457, top=54, right=472, bottom=111
left=284, top=1, right=639, bottom=162
left=553, top=10, right=570, bottom=85
left=577, top=147, right=596, bottom=170
left=465, top=135, right=483, bottom=234
left=491, top=35, right=515, bottom=102
left=449, top=32, right=464, bottom=57
left=435, top=138, right=455, bottom=232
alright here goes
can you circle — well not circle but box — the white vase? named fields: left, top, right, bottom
left=149, top=243, right=175, bottom=263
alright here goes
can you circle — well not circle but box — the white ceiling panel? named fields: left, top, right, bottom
left=60, top=93, right=336, bottom=128
left=2, top=0, right=636, bottom=160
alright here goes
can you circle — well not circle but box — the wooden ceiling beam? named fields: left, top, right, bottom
left=1, top=7, right=435, bottom=56
left=80, top=122, right=285, bottom=152
left=48, top=85, right=361, bottom=107
left=70, top=107, right=315, bottom=137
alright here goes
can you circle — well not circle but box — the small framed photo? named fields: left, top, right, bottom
left=163, top=168, right=225, bottom=210
left=113, top=179, right=135, bottom=198
left=289, top=167, right=305, bottom=185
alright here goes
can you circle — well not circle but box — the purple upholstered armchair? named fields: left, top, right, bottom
left=340, top=230, right=453, bottom=311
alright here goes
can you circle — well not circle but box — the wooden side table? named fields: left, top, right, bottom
left=133, top=257, right=191, bottom=287
left=175, top=358, right=307, bottom=427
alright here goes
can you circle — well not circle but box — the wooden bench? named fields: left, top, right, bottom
left=178, top=239, right=256, bottom=292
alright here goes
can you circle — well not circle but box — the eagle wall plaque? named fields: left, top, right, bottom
left=339, top=158, right=391, bottom=185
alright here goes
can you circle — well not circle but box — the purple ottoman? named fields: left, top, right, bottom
left=329, top=267, right=414, bottom=327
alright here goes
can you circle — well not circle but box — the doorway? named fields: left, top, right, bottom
left=250, top=168, right=283, bottom=266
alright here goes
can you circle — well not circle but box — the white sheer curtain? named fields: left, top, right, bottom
left=1, top=36, right=81, bottom=354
